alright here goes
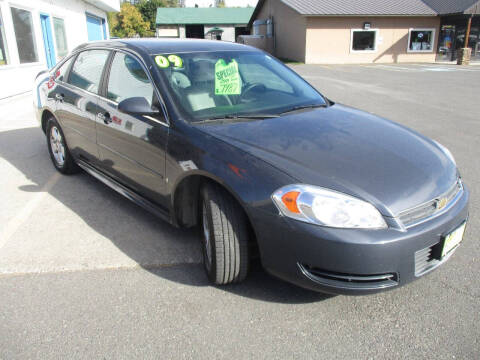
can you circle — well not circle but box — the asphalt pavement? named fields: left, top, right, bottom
left=0, top=63, right=479, bottom=359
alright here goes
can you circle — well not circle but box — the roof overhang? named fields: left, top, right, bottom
left=247, top=0, right=438, bottom=28
left=205, top=27, right=224, bottom=34
left=84, top=0, right=120, bottom=13
left=465, top=1, right=480, bottom=14
left=301, top=14, right=438, bottom=17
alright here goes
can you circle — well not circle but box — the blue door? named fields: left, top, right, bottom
left=86, top=13, right=106, bottom=41
left=40, top=14, right=56, bottom=68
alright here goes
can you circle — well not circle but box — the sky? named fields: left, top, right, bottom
left=183, top=0, right=258, bottom=7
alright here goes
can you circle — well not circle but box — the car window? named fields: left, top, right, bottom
left=240, top=63, right=293, bottom=94
left=107, top=52, right=155, bottom=105
left=153, top=51, right=325, bottom=122
left=68, top=50, right=109, bottom=94
left=55, top=56, right=73, bottom=82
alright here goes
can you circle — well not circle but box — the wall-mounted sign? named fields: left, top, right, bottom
left=363, top=22, right=371, bottom=30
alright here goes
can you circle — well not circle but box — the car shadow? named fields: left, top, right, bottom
left=0, top=127, right=332, bottom=304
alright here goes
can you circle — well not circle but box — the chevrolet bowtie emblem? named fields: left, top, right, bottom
left=435, top=197, right=448, bottom=211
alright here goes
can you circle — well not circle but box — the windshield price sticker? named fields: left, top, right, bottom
left=155, top=55, right=183, bottom=69
left=215, top=59, right=241, bottom=95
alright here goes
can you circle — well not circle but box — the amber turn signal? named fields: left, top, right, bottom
left=281, top=191, right=301, bottom=214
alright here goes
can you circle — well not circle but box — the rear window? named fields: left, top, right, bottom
left=55, top=56, right=73, bottom=82
left=68, top=50, right=109, bottom=94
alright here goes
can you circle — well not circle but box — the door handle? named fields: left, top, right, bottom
left=55, top=93, right=64, bottom=102
left=98, top=112, right=112, bottom=124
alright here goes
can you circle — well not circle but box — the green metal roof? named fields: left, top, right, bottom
left=156, top=7, right=255, bottom=25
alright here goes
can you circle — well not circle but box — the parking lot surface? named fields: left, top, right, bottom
left=1, top=63, right=479, bottom=359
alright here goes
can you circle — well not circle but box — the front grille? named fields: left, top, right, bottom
left=298, top=264, right=398, bottom=290
left=399, top=179, right=462, bottom=228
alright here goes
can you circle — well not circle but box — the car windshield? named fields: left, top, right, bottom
left=152, top=51, right=327, bottom=122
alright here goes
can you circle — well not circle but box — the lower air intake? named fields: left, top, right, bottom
left=298, top=263, right=398, bottom=290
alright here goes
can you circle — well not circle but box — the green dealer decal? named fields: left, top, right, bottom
left=168, top=54, right=183, bottom=68
left=155, top=55, right=170, bottom=68
left=215, top=59, right=241, bottom=95
left=155, top=55, right=184, bottom=69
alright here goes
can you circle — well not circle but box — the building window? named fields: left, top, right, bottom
left=408, top=29, right=435, bottom=52
left=351, top=29, right=377, bottom=52
left=53, top=18, right=68, bottom=60
left=0, top=9, right=9, bottom=65
left=11, top=7, right=39, bottom=63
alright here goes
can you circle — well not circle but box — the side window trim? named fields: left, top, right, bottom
left=99, top=50, right=115, bottom=98
left=56, top=47, right=170, bottom=126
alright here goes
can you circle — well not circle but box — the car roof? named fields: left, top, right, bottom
left=76, top=38, right=258, bottom=55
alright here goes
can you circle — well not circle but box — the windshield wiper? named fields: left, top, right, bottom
left=280, top=103, right=328, bottom=115
left=197, top=113, right=280, bottom=123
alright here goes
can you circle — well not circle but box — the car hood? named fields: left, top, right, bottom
left=197, top=104, right=457, bottom=217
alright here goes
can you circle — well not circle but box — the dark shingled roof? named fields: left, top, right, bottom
left=421, top=0, right=480, bottom=15
left=249, top=0, right=480, bottom=25
left=248, top=0, right=480, bottom=28
left=280, top=0, right=437, bottom=16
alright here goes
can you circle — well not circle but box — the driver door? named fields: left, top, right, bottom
left=95, top=51, right=169, bottom=207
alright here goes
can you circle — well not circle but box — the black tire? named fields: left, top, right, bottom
left=201, top=182, right=249, bottom=285
left=46, top=117, right=80, bottom=174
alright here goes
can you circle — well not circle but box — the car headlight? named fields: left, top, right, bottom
left=272, top=185, right=387, bottom=229
left=434, top=140, right=456, bottom=166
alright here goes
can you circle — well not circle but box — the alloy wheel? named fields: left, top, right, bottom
left=50, top=126, right=65, bottom=166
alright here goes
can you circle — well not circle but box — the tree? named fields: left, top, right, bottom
left=137, top=0, right=179, bottom=31
left=109, top=3, right=151, bottom=38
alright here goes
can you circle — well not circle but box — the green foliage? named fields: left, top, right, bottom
left=108, top=3, right=152, bottom=38
left=137, top=0, right=178, bottom=31
left=216, top=0, right=226, bottom=8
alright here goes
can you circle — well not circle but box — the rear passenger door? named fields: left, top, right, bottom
left=95, top=51, right=169, bottom=207
left=55, top=49, right=110, bottom=163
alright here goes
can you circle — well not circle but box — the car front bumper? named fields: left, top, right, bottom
left=251, top=186, right=469, bottom=295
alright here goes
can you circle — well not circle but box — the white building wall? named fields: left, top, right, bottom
left=179, top=25, right=186, bottom=38
left=156, top=26, right=179, bottom=37
left=0, top=0, right=113, bottom=99
left=204, top=25, right=235, bottom=42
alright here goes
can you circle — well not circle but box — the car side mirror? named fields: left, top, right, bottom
left=118, top=97, right=159, bottom=116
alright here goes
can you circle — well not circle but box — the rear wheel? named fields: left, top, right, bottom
left=201, top=183, right=249, bottom=284
left=46, top=117, right=79, bottom=174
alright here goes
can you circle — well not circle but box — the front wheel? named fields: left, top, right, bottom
left=46, top=117, right=79, bottom=174
left=201, top=183, right=249, bottom=285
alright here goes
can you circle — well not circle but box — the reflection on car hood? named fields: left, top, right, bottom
left=198, top=104, right=457, bottom=216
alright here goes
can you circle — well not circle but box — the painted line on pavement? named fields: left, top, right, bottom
left=0, top=261, right=203, bottom=278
